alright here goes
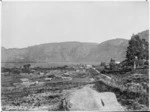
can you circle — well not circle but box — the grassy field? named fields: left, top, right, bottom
left=1, top=65, right=149, bottom=111
left=1, top=66, right=93, bottom=111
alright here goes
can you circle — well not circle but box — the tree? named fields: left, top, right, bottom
left=100, top=62, right=106, bottom=67
left=141, top=39, right=149, bottom=60
left=109, top=58, right=116, bottom=70
left=126, top=34, right=149, bottom=69
left=22, top=64, right=31, bottom=73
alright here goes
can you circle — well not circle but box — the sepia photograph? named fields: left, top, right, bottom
left=1, top=0, right=149, bottom=111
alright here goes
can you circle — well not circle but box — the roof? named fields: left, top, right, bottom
left=115, top=61, right=120, bottom=64
left=20, top=78, right=29, bottom=82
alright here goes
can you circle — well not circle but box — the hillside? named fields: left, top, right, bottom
left=138, top=30, right=149, bottom=41
left=1, top=30, right=149, bottom=66
left=86, top=38, right=128, bottom=63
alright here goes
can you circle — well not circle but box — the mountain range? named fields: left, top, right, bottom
left=1, top=30, right=149, bottom=67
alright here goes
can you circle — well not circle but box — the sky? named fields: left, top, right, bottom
left=2, top=1, right=149, bottom=48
